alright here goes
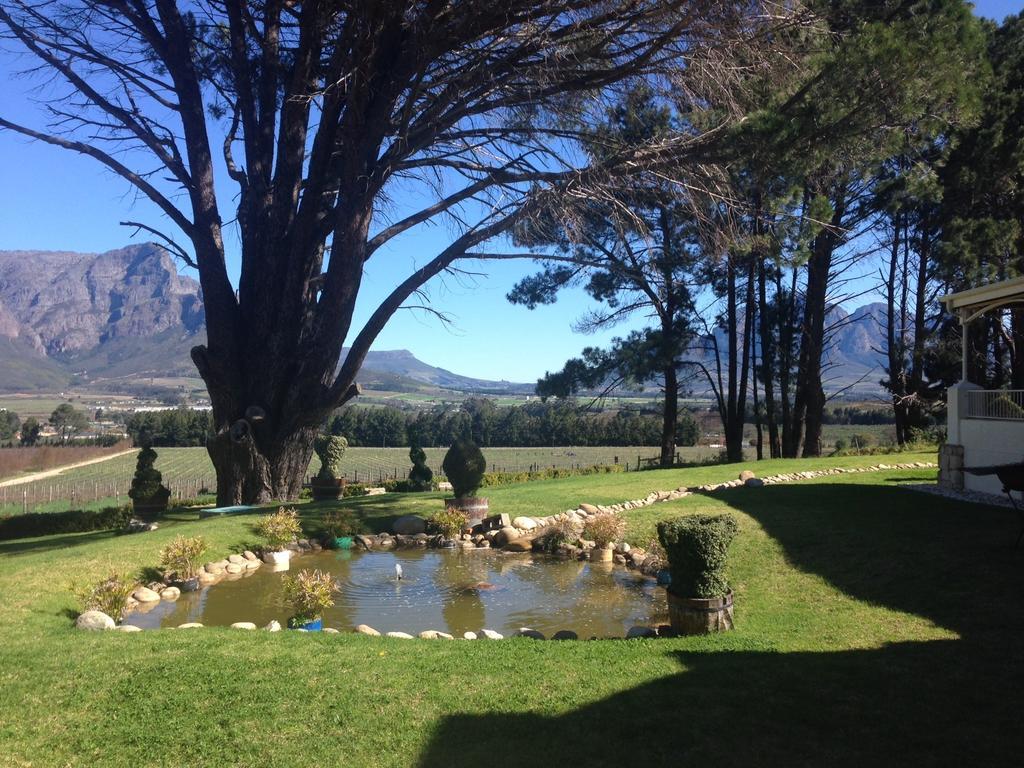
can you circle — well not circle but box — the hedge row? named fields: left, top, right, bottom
left=0, top=505, right=133, bottom=541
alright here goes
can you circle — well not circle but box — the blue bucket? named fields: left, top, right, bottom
left=289, top=617, right=323, bottom=631
left=333, top=536, right=354, bottom=550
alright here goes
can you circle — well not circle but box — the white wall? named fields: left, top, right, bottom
left=960, top=419, right=1024, bottom=496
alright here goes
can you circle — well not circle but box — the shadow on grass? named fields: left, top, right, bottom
left=0, top=529, right=123, bottom=557
left=418, top=483, right=1024, bottom=766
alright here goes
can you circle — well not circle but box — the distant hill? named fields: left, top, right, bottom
left=0, top=243, right=889, bottom=397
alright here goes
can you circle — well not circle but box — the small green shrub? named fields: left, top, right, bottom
left=255, top=507, right=302, bottom=550
left=314, top=434, right=348, bottom=482
left=322, top=508, right=364, bottom=538
left=582, top=513, right=625, bottom=548
left=0, top=505, right=132, bottom=541
left=343, top=483, right=369, bottom=498
left=74, top=572, right=138, bottom=622
left=441, top=439, right=486, bottom=498
left=535, top=518, right=579, bottom=553
left=159, top=535, right=207, bottom=580
left=408, top=444, right=434, bottom=491
left=128, top=447, right=170, bottom=509
left=383, top=479, right=414, bottom=493
left=657, top=514, right=737, bottom=599
left=282, top=569, right=337, bottom=624
left=478, top=463, right=625, bottom=488
left=430, top=506, right=469, bottom=539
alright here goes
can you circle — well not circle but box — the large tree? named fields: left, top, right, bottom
left=0, top=0, right=788, bottom=503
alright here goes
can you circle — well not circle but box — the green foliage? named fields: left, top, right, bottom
left=73, top=572, right=137, bottom=623
left=314, top=434, right=347, bottom=482
left=343, top=483, right=370, bottom=498
left=657, top=514, right=738, bottom=599
left=582, top=513, right=626, bottom=548
left=159, top=536, right=207, bottom=580
left=429, top=507, right=469, bottom=539
left=408, top=444, right=433, bottom=491
left=128, top=447, right=170, bottom=508
left=535, top=518, right=580, bottom=553
left=0, top=505, right=132, bottom=541
left=322, top=508, right=364, bottom=538
left=255, top=507, right=302, bottom=550
left=442, top=439, right=486, bottom=498
left=281, top=569, right=337, bottom=624
left=19, top=417, right=40, bottom=447
left=48, top=403, right=89, bottom=443
left=125, top=407, right=211, bottom=447
left=0, top=409, right=19, bottom=443
left=479, top=463, right=625, bottom=488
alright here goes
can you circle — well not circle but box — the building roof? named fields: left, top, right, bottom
left=939, top=276, right=1024, bottom=323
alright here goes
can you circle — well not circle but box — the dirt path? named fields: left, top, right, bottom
left=0, top=449, right=135, bottom=489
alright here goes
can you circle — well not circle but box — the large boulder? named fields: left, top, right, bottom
left=512, top=516, right=538, bottom=531
left=75, top=610, right=114, bottom=631
left=355, top=624, right=380, bottom=636
left=493, top=526, right=520, bottom=547
left=579, top=503, right=599, bottom=515
left=392, top=515, right=427, bottom=535
left=132, top=586, right=161, bottom=603
left=504, top=538, right=534, bottom=552
left=739, top=470, right=757, bottom=482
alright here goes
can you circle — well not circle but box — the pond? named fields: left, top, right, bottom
left=124, top=549, right=669, bottom=637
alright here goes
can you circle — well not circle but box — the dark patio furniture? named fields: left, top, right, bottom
left=964, top=462, right=1024, bottom=547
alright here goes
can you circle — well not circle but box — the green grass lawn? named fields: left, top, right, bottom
left=2, top=451, right=1022, bottom=766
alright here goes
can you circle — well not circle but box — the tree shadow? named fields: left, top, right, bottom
left=417, top=640, right=1023, bottom=767
left=0, top=529, right=124, bottom=557
left=417, top=483, right=1024, bottom=766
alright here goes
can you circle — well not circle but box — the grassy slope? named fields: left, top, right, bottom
left=2, top=452, right=1022, bottom=767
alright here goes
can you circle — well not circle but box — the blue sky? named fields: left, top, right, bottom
left=1, top=0, right=1021, bottom=383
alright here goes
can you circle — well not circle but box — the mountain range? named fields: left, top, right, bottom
left=0, top=244, right=889, bottom=396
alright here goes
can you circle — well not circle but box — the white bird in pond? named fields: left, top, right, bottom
left=395, top=563, right=403, bottom=581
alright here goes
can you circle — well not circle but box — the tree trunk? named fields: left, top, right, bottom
left=206, top=424, right=319, bottom=505
left=757, top=248, right=780, bottom=457
left=661, top=364, right=679, bottom=468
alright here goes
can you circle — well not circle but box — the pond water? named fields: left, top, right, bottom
left=124, top=549, right=669, bottom=637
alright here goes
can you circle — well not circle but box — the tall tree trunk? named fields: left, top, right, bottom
left=661, top=364, right=679, bottom=468
left=751, top=299, right=764, bottom=461
left=778, top=268, right=797, bottom=456
left=757, top=247, right=780, bottom=457
left=885, top=214, right=909, bottom=446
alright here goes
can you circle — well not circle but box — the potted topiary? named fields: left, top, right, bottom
left=256, top=507, right=302, bottom=564
left=128, top=447, right=171, bottom=519
left=441, top=438, right=488, bottom=525
left=656, top=513, right=738, bottom=634
left=408, top=444, right=434, bottom=491
left=310, top=434, right=348, bottom=501
left=582, top=513, right=625, bottom=562
left=159, top=535, right=208, bottom=591
left=281, top=568, right=337, bottom=631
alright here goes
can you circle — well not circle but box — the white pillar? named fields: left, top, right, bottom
left=947, top=380, right=981, bottom=445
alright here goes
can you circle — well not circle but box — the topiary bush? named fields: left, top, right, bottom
left=657, top=514, right=738, bottom=599
left=442, top=438, right=486, bottom=498
left=314, top=434, right=348, bottom=482
left=128, top=447, right=170, bottom=510
left=408, top=444, right=434, bottom=491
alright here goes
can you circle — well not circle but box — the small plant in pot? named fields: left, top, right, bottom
left=128, top=446, right=171, bottom=519
left=657, top=513, right=738, bottom=635
left=407, top=444, right=434, bottom=491
left=441, top=438, right=488, bottom=525
left=159, top=535, right=208, bottom=591
left=256, top=507, right=302, bottom=564
left=310, top=434, right=348, bottom=500
left=322, top=508, right=363, bottom=550
left=281, top=568, right=337, bottom=631
left=582, top=513, right=625, bottom=562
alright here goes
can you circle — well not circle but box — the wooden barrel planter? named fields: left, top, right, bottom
left=445, top=497, right=489, bottom=527
left=666, top=590, right=734, bottom=635
left=309, top=478, right=345, bottom=501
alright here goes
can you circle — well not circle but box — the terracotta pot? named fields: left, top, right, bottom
left=666, top=590, right=734, bottom=635
left=445, top=497, right=489, bottom=526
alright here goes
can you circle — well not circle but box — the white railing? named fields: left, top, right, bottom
left=964, top=389, right=1024, bottom=420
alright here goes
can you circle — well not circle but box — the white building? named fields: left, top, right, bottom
left=939, top=277, right=1024, bottom=496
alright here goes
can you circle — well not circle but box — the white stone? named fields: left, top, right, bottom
left=177, top=622, right=203, bottom=629
left=244, top=559, right=262, bottom=570
left=419, top=630, right=454, bottom=639
left=75, top=611, right=115, bottom=631
left=323, top=628, right=340, bottom=634
left=114, top=624, right=142, bottom=632
left=355, top=624, right=380, bottom=636
left=386, top=631, right=415, bottom=639
left=242, top=550, right=258, bottom=561
left=160, top=586, right=181, bottom=601
left=263, top=620, right=282, bottom=632
left=133, top=586, right=161, bottom=603
left=261, top=550, right=291, bottom=565
left=225, top=563, right=244, bottom=574
left=479, top=629, right=503, bottom=640
left=462, top=631, right=478, bottom=640
left=231, top=622, right=257, bottom=630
